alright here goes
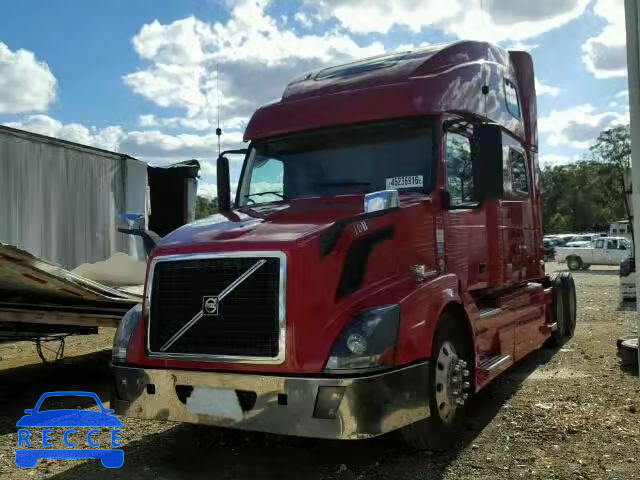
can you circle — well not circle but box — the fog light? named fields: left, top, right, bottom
left=114, top=370, right=146, bottom=401
left=313, top=386, right=345, bottom=419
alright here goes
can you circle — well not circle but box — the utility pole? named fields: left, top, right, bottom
left=624, top=0, right=640, bottom=374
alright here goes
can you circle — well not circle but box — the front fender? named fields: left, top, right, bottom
left=394, top=273, right=462, bottom=365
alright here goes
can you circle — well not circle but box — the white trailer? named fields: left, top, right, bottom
left=0, top=125, right=199, bottom=353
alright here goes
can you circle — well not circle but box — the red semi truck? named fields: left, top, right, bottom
left=111, top=41, right=577, bottom=450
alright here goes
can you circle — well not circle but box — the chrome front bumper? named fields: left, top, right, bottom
left=111, top=362, right=430, bottom=440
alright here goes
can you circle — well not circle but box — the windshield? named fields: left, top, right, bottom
left=237, top=119, right=433, bottom=206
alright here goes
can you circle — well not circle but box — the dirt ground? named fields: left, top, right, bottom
left=0, top=264, right=638, bottom=479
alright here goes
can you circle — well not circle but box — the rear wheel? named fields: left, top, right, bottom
left=619, top=338, right=639, bottom=369
left=548, top=272, right=576, bottom=345
left=567, top=256, right=582, bottom=271
left=558, top=272, right=577, bottom=338
left=401, top=312, right=472, bottom=451
left=548, top=276, right=566, bottom=346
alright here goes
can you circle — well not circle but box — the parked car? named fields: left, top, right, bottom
left=555, top=237, right=632, bottom=270
left=565, top=233, right=600, bottom=247
left=544, top=234, right=574, bottom=245
left=543, top=238, right=563, bottom=261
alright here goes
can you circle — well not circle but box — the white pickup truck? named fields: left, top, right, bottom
left=555, top=236, right=632, bottom=270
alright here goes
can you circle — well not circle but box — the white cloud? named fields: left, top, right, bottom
left=0, top=42, right=57, bottom=114
left=539, top=104, right=629, bottom=149
left=4, top=114, right=244, bottom=167
left=502, top=41, right=539, bottom=52
left=583, top=0, right=627, bottom=78
left=293, top=12, right=314, bottom=28
left=5, top=114, right=124, bottom=151
left=123, top=2, right=384, bottom=133
left=536, top=79, right=561, bottom=97
left=197, top=182, right=218, bottom=199
left=304, top=0, right=588, bottom=42
left=120, top=129, right=243, bottom=159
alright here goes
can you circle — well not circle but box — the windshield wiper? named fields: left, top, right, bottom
left=313, top=181, right=372, bottom=187
left=245, top=191, right=284, bottom=199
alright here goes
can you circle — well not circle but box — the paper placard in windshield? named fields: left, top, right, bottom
left=386, top=176, right=423, bottom=190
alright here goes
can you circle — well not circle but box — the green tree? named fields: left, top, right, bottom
left=541, top=161, right=626, bottom=233
left=195, top=196, right=218, bottom=219
left=540, top=124, right=631, bottom=235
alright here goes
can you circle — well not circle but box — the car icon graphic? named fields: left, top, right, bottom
left=15, top=391, right=124, bottom=468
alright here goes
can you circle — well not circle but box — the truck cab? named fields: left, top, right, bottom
left=111, top=41, right=575, bottom=450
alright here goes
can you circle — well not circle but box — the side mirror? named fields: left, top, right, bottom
left=473, top=123, right=504, bottom=200
left=118, top=212, right=161, bottom=256
left=217, top=155, right=231, bottom=212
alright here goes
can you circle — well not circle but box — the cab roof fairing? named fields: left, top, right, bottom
left=243, top=41, right=534, bottom=147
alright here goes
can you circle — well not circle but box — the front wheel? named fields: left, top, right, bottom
left=567, top=257, right=582, bottom=271
left=401, top=313, right=472, bottom=451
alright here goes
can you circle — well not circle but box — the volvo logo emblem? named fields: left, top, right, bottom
left=202, top=296, right=220, bottom=316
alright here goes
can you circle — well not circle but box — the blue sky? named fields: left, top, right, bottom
left=0, top=0, right=629, bottom=197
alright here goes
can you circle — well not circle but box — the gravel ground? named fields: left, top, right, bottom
left=0, top=264, right=638, bottom=479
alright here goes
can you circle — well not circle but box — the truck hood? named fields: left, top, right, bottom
left=159, top=196, right=369, bottom=247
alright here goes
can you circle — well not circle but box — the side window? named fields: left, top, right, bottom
left=509, top=149, right=529, bottom=195
left=504, top=78, right=521, bottom=118
left=607, top=239, right=618, bottom=250
left=445, top=132, right=476, bottom=207
left=595, top=239, right=605, bottom=249
left=247, top=158, right=284, bottom=204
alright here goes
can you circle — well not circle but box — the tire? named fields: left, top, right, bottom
left=617, top=335, right=636, bottom=353
left=557, top=272, right=577, bottom=338
left=567, top=256, right=582, bottom=271
left=401, top=311, right=473, bottom=451
left=547, top=275, right=566, bottom=347
left=619, top=338, right=639, bottom=368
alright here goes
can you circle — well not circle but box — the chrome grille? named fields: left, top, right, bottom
left=146, top=252, right=285, bottom=362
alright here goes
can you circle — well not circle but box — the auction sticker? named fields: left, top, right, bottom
left=385, top=175, right=423, bottom=190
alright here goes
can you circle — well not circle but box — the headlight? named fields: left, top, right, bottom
left=112, top=304, right=142, bottom=364
left=325, top=305, right=400, bottom=374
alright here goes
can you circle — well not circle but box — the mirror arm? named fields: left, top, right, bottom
left=220, top=148, right=248, bottom=157
left=118, top=228, right=161, bottom=256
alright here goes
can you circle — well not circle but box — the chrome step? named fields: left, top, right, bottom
left=478, top=354, right=513, bottom=374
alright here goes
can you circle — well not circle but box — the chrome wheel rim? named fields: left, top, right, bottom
left=434, top=341, right=471, bottom=423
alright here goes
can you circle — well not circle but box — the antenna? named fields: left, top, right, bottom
left=481, top=0, right=489, bottom=119
left=215, top=0, right=222, bottom=157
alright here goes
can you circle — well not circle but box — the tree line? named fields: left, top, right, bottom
left=541, top=125, right=630, bottom=234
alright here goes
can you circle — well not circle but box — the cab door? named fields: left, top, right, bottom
left=499, top=138, right=536, bottom=283
left=442, top=122, right=513, bottom=363
left=442, top=123, right=489, bottom=290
